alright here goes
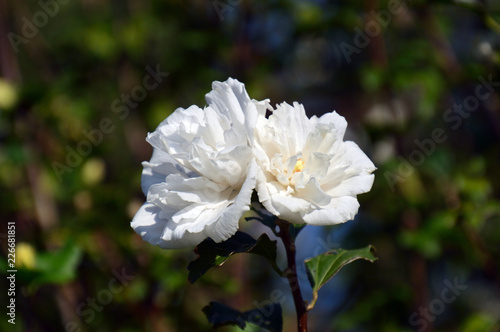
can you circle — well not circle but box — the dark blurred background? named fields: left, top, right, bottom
left=1, top=0, right=500, bottom=331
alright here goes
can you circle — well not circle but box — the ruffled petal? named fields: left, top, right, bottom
left=141, top=148, right=193, bottom=196
left=322, top=141, right=376, bottom=196
left=205, top=78, right=250, bottom=129
left=132, top=78, right=261, bottom=249
left=203, top=159, right=258, bottom=242
left=268, top=194, right=313, bottom=224
left=318, top=111, right=348, bottom=140
left=131, top=202, right=205, bottom=249
left=255, top=169, right=280, bottom=216
left=252, top=100, right=375, bottom=226
left=296, top=178, right=331, bottom=206
left=302, top=196, right=360, bottom=225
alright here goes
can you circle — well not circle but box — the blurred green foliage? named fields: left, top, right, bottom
left=1, top=0, right=500, bottom=331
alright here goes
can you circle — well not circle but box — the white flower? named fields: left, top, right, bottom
left=131, top=78, right=259, bottom=249
left=251, top=101, right=376, bottom=225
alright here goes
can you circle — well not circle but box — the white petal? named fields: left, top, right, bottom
left=252, top=100, right=375, bottom=226
left=270, top=102, right=311, bottom=155
left=134, top=161, right=255, bottom=249
left=302, top=123, right=339, bottom=158
left=203, top=106, right=230, bottom=148
left=302, top=196, right=360, bottom=225
left=246, top=99, right=270, bottom=145
left=318, top=111, right=348, bottom=140
left=304, top=152, right=331, bottom=180
left=131, top=202, right=205, bottom=249
left=204, top=159, right=258, bottom=242
left=268, top=194, right=312, bottom=224
left=255, top=169, right=280, bottom=216
left=325, top=173, right=375, bottom=198
left=141, top=148, right=192, bottom=196
left=322, top=141, right=376, bottom=196
left=132, top=78, right=261, bottom=249
left=296, top=178, right=331, bottom=206
left=205, top=78, right=249, bottom=129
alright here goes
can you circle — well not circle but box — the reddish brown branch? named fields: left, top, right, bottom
left=277, top=219, right=308, bottom=332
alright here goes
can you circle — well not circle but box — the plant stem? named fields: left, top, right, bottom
left=277, top=219, right=308, bottom=332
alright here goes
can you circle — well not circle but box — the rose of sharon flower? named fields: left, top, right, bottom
left=131, top=78, right=259, bottom=249
left=252, top=102, right=376, bottom=225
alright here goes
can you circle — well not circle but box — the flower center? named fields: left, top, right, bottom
left=293, top=158, right=304, bottom=173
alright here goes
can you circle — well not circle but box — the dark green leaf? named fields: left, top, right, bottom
left=202, top=302, right=246, bottom=329
left=241, top=305, right=283, bottom=332
left=305, top=245, right=377, bottom=310
left=32, top=241, right=82, bottom=287
left=12, top=241, right=83, bottom=290
left=203, top=301, right=283, bottom=332
left=247, top=201, right=278, bottom=233
left=188, top=231, right=282, bottom=283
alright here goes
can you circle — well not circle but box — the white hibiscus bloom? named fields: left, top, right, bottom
left=252, top=101, right=376, bottom=225
left=131, top=78, right=259, bottom=249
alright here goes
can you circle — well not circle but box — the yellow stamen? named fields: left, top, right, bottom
left=293, top=159, right=304, bottom=173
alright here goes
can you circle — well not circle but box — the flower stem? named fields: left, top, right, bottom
left=277, top=219, right=308, bottom=332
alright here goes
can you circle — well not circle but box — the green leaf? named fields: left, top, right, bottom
left=246, top=214, right=277, bottom=234
left=203, top=301, right=283, bottom=332
left=188, top=231, right=282, bottom=283
left=13, top=241, right=83, bottom=290
left=247, top=201, right=278, bottom=233
left=305, top=245, right=377, bottom=310
left=32, top=241, right=82, bottom=287
left=203, top=302, right=245, bottom=329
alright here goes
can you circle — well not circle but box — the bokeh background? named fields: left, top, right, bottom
left=1, top=0, right=500, bottom=331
